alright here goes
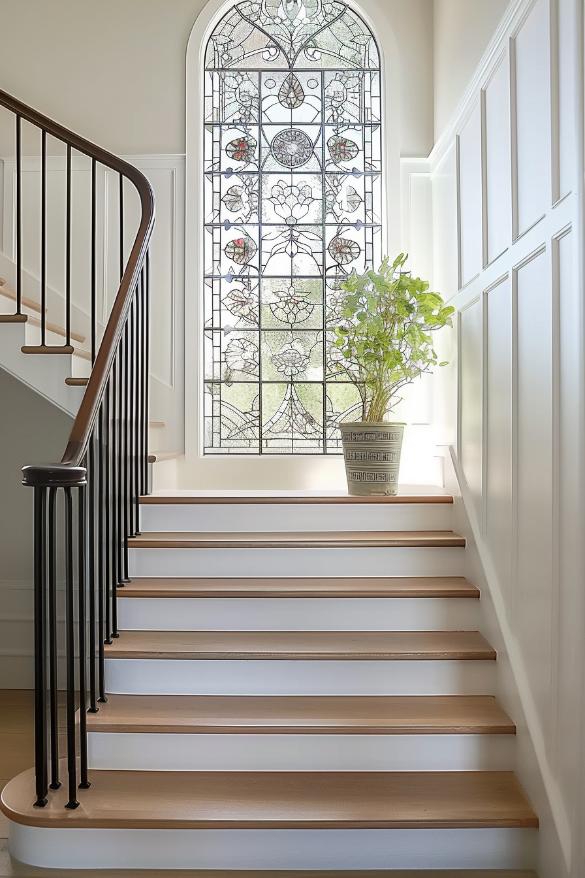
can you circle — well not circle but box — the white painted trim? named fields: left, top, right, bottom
left=184, top=0, right=402, bottom=469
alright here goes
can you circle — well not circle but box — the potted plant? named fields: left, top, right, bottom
left=333, top=253, right=454, bottom=496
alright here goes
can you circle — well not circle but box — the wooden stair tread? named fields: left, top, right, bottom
left=140, top=493, right=454, bottom=505
left=86, top=695, right=514, bottom=735
left=0, top=313, right=28, bottom=323
left=147, top=451, right=182, bottom=463
left=0, top=768, right=537, bottom=829
left=128, top=530, right=466, bottom=549
left=0, top=873, right=535, bottom=878
left=120, top=576, right=479, bottom=598
left=21, top=344, right=75, bottom=355
left=105, top=630, right=496, bottom=661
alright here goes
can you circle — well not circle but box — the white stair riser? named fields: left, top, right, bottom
left=88, top=732, right=515, bottom=772
left=117, top=597, right=478, bottom=631
left=105, top=659, right=495, bottom=696
left=128, top=546, right=465, bottom=578
left=8, top=825, right=537, bottom=870
left=139, top=503, right=453, bottom=533
left=70, top=353, right=91, bottom=378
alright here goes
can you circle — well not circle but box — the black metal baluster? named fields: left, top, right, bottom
left=144, top=251, right=150, bottom=492
left=137, top=273, right=142, bottom=496
left=15, top=115, right=22, bottom=315
left=63, top=488, right=78, bottom=809
left=65, top=143, right=71, bottom=347
left=41, top=130, right=47, bottom=346
left=47, top=487, right=60, bottom=790
left=88, top=436, right=98, bottom=712
left=33, top=486, right=48, bottom=807
left=97, top=406, right=107, bottom=702
left=135, top=284, right=142, bottom=529
left=104, top=383, right=112, bottom=643
left=117, top=341, right=125, bottom=585
left=128, top=297, right=136, bottom=536
left=111, top=359, right=119, bottom=638
left=77, top=483, right=90, bottom=790
left=143, top=263, right=148, bottom=493
left=122, top=322, right=130, bottom=580
left=91, top=158, right=97, bottom=363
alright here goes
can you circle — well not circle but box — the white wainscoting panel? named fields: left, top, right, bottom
left=513, top=0, right=551, bottom=236
left=483, top=52, right=511, bottom=264
left=458, top=297, right=483, bottom=520
left=514, top=246, right=553, bottom=727
left=426, top=0, right=585, bottom=874
left=431, top=144, right=458, bottom=298
left=555, top=226, right=581, bottom=811
left=457, top=101, right=482, bottom=286
left=556, top=0, right=577, bottom=200
left=484, top=274, right=513, bottom=598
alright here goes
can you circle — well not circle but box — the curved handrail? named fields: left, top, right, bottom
left=0, top=89, right=155, bottom=486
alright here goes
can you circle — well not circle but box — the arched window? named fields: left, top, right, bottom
left=203, top=0, right=382, bottom=454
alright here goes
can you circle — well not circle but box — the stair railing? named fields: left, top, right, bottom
left=0, top=89, right=155, bottom=809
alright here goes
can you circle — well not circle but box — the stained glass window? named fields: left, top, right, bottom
left=203, top=0, right=382, bottom=453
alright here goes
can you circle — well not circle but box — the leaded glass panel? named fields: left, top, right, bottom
left=203, top=0, right=382, bottom=453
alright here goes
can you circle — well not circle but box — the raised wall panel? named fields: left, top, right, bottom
left=557, top=0, right=576, bottom=198
left=485, top=276, right=512, bottom=599
left=458, top=101, right=482, bottom=286
left=432, top=144, right=458, bottom=298
left=407, top=173, right=433, bottom=282
left=515, top=247, right=553, bottom=727
left=556, top=229, right=580, bottom=806
left=459, top=298, right=483, bottom=517
left=513, top=0, right=551, bottom=235
left=484, top=55, right=511, bottom=263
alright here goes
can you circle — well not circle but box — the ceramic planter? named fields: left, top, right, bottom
left=339, top=421, right=405, bottom=496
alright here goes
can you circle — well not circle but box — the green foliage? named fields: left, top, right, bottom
left=333, top=253, right=454, bottom=422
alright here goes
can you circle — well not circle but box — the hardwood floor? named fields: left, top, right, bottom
left=0, top=692, right=34, bottom=841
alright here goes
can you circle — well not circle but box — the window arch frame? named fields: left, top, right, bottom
left=185, top=0, right=401, bottom=462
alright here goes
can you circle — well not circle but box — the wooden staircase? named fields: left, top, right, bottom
left=1, top=492, right=538, bottom=873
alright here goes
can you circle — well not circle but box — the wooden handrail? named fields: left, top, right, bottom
left=0, top=89, right=155, bottom=486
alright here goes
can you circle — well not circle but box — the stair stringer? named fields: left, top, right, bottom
left=442, top=446, right=573, bottom=878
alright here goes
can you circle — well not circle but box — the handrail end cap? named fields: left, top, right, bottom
left=22, top=464, right=87, bottom=488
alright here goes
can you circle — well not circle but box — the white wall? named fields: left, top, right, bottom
left=426, top=0, right=585, bottom=875
left=0, top=369, right=73, bottom=687
left=433, top=0, right=511, bottom=140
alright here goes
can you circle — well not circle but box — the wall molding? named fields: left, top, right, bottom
left=429, top=0, right=538, bottom=171
left=425, top=1, right=585, bottom=875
